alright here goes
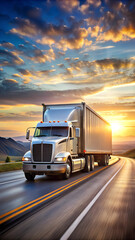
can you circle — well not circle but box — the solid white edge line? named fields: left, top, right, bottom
left=60, top=160, right=125, bottom=240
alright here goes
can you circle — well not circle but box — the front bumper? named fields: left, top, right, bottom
left=23, top=163, right=67, bottom=175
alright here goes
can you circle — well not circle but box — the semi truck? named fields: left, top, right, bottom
left=22, top=102, right=112, bottom=180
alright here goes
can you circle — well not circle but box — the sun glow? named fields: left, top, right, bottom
left=111, top=122, right=122, bottom=134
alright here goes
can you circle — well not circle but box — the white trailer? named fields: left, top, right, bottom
left=22, top=102, right=112, bottom=180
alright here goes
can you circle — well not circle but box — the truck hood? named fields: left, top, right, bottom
left=32, top=136, right=67, bottom=144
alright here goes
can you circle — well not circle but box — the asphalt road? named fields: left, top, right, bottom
left=0, top=158, right=116, bottom=216
left=0, top=157, right=135, bottom=239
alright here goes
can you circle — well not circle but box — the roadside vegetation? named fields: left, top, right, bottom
left=0, top=155, right=23, bottom=172
left=5, top=156, right=11, bottom=162
left=121, top=149, right=135, bottom=159
left=0, top=162, right=22, bottom=172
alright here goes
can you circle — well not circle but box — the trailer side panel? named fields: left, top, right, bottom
left=85, top=106, right=112, bottom=154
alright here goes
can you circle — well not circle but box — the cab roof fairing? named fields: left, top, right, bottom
left=43, top=107, right=80, bottom=123
left=36, top=121, right=72, bottom=128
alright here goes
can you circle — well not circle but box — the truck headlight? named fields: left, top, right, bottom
left=54, top=157, right=66, bottom=163
left=22, top=157, right=31, bottom=161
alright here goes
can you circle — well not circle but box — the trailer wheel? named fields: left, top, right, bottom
left=90, top=155, right=94, bottom=171
left=102, top=155, right=109, bottom=166
left=98, top=161, right=102, bottom=166
left=25, top=172, right=35, bottom=181
left=106, top=155, right=109, bottom=165
left=63, top=159, right=71, bottom=179
left=84, top=155, right=90, bottom=172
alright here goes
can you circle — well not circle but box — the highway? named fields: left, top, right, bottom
left=0, top=157, right=135, bottom=239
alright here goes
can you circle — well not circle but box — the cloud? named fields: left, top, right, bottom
left=91, top=26, right=100, bottom=37
left=13, top=67, right=56, bottom=84
left=12, top=73, right=21, bottom=78
left=57, top=63, right=65, bottom=68
left=1, top=79, right=18, bottom=89
left=18, top=67, right=55, bottom=77
left=1, top=57, right=134, bottom=106
left=57, top=0, right=79, bottom=12
left=82, top=1, right=135, bottom=43
left=17, top=68, right=31, bottom=76
left=0, top=41, right=14, bottom=49
left=91, top=101, right=135, bottom=112
left=79, top=0, right=101, bottom=14
left=11, top=18, right=38, bottom=37
left=80, top=44, right=114, bottom=53
left=119, top=95, right=135, bottom=101
left=64, top=57, right=135, bottom=89
left=95, top=58, right=135, bottom=71
left=37, top=26, right=92, bottom=51
left=28, top=48, right=56, bottom=63
left=0, top=78, right=103, bottom=106
left=0, top=49, right=24, bottom=66
left=10, top=16, right=91, bottom=50
left=14, top=42, right=56, bottom=64
left=0, top=111, right=41, bottom=122
left=69, top=58, right=135, bottom=74
left=15, top=5, right=41, bottom=20
left=97, top=1, right=135, bottom=42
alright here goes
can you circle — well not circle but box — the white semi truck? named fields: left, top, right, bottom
left=22, top=102, right=112, bottom=180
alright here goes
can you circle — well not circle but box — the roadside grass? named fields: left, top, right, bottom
left=0, top=162, right=22, bottom=172
left=0, top=155, right=23, bottom=172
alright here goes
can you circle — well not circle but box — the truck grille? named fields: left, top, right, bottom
left=33, top=144, right=52, bottom=162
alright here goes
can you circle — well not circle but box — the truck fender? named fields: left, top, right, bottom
left=55, top=152, right=71, bottom=161
left=23, top=150, right=31, bottom=158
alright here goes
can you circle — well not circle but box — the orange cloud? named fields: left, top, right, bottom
left=27, top=48, right=56, bottom=63
left=36, top=37, right=55, bottom=46
left=12, top=74, right=21, bottom=78
left=79, top=0, right=101, bottom=14
left=11, top=17, right=92, bottom=51
left=0, top=42, right=14, bottom=49
left=37, top=27, right=91, bottom=51
left=91, top=26, right=100, bottom=38
left=0, top=49, right=24, bottom=66
left=11, top=18, right=37, bottom=37
left=57, top=0, right=79, bottom=12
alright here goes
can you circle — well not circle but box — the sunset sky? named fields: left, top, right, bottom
left=0, top=0, right=135, bottom=143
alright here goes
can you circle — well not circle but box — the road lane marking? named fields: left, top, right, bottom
left=0, top=158, right=119, bottom=224
left=60, top=159, right=125, bottom=240
left=0, top=178, right=24, bottom=185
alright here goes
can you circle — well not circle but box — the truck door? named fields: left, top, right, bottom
left=69, top=127, right=77, bottom=155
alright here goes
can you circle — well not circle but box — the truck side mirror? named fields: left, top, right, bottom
left=26, top=130, right=30, bottom=140
left=75, top=128, right=80, bottom=138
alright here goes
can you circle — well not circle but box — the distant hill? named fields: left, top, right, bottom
left=0, top=137, right=30, bottom=157
left=121, top=149, right=135, bottom=159
left=13, top=136, right=27, bottom=142
left=17, top=141, right=30, bottom=149
left=112, top=142, right=135, bottom=154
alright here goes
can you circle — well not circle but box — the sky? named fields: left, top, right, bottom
left=0, top=0, right=135, bottom=143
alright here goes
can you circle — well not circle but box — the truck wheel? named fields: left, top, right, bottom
left=84, top=155, right=90, bottom=172
left=90, top=155, right=94, bottom=171
left=63, top=159, right=71, bottom=179
left=25, top=172, right=35, bottom=181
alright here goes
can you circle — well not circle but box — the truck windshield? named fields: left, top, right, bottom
left=34, top=127, right=68, bottom=137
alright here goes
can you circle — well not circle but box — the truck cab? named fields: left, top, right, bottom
left=22, top=104, right=84, bottom=180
